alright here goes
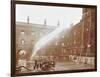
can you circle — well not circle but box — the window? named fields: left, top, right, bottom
left=87, top=44, right=91, bottom=48
left=21, top=39, right=25, bottom=45
left=21, top=31, right=25, bottom=35
left=86, top=28, right=89, bottom=31
left=63, top=49, right=66, bottom=53
left=74, top=40, right=76, bottom=44
left=55, top=42, right=58, bottom=46
left=62, top=42, right=65, bottom=46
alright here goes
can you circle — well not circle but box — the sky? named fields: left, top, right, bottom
left=16, top=4, right=82, bottom=28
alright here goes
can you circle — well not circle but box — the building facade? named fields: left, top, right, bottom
left=16, top=21, right=57, bottom=66
left=35, top=8, right=96, bottom=65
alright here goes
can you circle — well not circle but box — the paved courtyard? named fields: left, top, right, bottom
left=54, top=61, right=94, bottom=71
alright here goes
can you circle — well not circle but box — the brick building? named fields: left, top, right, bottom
left=35, top=8, right=96, bottom=64
left=16, top=20, right=57, bottom=66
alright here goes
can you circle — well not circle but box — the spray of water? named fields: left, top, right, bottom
left=31, top=24, right=71, bottom=57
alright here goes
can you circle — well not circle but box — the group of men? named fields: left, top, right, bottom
left=33, top=57, right=55, bottom=72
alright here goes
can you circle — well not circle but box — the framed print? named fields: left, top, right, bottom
left=11, top=0, right=97, bottom=76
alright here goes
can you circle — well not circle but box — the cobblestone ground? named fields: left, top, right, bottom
left=31, top=61, right=94, bottom=72
left=54, top=61, right=94, bottom=71
left=18, top=61, right=94, bottom=73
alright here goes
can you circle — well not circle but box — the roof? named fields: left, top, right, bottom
left=16, top=22, right=57, bottom=29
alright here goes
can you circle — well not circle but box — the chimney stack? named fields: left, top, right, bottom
left=44, top=19, right=47, bottom=25
left=27, top=16, right=29, bottom=24
left=57, top=20, right=60, bottom=26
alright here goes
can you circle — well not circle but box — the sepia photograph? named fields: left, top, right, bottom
left=11, top=1, right=97, bottom=76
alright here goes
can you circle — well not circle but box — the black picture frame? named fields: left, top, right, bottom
left=11, top=0, right=97, bottom=77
